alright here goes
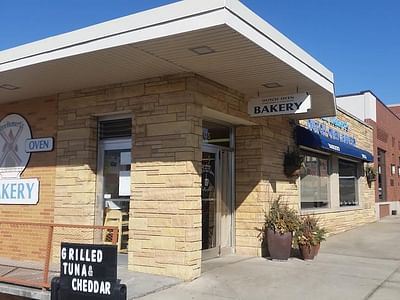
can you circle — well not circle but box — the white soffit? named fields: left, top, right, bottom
left=0, top=0, right=335, bottom=117
left=203, top=107, right=256, bottom=126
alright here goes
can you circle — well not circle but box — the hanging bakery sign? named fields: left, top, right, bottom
left=0, top=113, right=54, bottom=204
left=248, top=93, right=312, bottom=117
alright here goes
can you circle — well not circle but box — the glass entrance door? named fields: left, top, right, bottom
left=202, top=145, right=233, bottom=260
left=97, top=139, right=131, bottom=252
left=202, top=149, right=219, bottom=258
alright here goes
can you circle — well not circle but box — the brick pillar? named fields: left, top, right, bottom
left=235, top=125, right=265, bottom=256
left=53, top=107, right=98, bottom=254
left=130, top=99, right=202, bottom=281
left=235, top=119, right=297, bottom=256
left=54, top=114, right=97, bottom=225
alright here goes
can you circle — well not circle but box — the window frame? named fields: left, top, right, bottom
left=299, top=149, right=331, bottom=210
left=338, top=157, right=360, bottom=207
left=391, top=164, right=396, bottom=176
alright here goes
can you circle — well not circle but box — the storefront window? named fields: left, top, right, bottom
left=339, top=160, right=358, bottom=206
left=391, top=164, right=396, bottom=175
left=300, top=153, right=329, bottom=209
left=98, top=118, right=132, bottom=252
left=203, top=121, right=231, bottom=148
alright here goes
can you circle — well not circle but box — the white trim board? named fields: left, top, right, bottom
left=0, top=0, right=334, bottom=93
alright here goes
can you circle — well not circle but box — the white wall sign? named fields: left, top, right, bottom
left=25, top=137, right=54, bottom=153
left=120, top=151, right=131, bottom=166
left=0, top=114, right=43, bottom=204
left=0, top=178, right=39, bottom=204
left=248, top=93, right=312, bottom=117
left=118, top=171, right=130, bottom=196
left=0, top=114, right=32, bottom=178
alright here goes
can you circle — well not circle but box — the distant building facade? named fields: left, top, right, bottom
left=337, top=91, right=400, bottom=218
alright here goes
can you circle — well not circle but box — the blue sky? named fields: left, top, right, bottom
left=1, top=0, right=399, bottom=104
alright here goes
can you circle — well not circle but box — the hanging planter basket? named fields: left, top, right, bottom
left=283, top=147, right=304, bottom=178
left=365, top=165, right=377, bottom=183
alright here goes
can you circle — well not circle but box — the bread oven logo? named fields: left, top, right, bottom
left=0, top=114, right=32, bottom=179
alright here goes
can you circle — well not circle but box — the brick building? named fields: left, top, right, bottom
left=388, top=104, right=400, bottom=118
left=337, top=91, right=400, bottom=218
left=0, top=0, right=375, bottom=281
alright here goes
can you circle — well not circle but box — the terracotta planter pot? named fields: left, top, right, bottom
left=314, top=243, right=320, bottom=256
left=266, top=229, right=292, bottom=260
left=299, top=244, right=316, bottom=260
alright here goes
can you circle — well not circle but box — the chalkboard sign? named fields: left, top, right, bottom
left=57, top=243, right=120, bottom=300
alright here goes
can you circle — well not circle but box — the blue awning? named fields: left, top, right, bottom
left=296, top=126, right=374, bottom=162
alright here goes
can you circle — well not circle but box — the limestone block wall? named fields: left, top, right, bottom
left=0, top=96, right=57, bottom=260
left=188, top=76, right=298, bottom=257
left=235, top=125, right=265, bottom=256
left=130, top=97, right=203, bottom=281
left=235, top=120, right=298, bottom=256
left=0, top=73, right=376, bottom=278
left=55, top=74, right=202, bottom=280
left=193, top=76, right=375, bottom=253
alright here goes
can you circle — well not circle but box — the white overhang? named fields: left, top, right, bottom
left=0, top=0, right=336, bottom=118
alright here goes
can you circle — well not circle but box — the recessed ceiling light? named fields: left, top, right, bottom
left=263, top=82, right=282, bottom=89
left=189, top=46, right=215, bottom=55
left=0, top=84, right=20, bottom=90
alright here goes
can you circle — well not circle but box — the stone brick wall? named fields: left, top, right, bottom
left=235, top=121, right=298, bottom=256
left=54, top=74, right=300, bottom=277
left=55, top=74, right=203, bottom=280
left=187, top=76, right=298, bottom=256
left=130, top=92, right=203, bottom=281
left=0, top=96, right=57, bottom=260
left=0, top=73, right=375, bottom=280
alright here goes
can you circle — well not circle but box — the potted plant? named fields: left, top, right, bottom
left=263, top=198, right=300, bottom=260
left=365, top=165, right=377, bottom=183
left=314, top=226, right=327, bottom=256
left=295, top=215, right=327, bottom=260
left=283, top=147, right=304, bottom=178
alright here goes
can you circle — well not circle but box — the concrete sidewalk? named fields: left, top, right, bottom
left=1, top=217, right=399, bottom=299
left=0, top=255, right=181, bottom=300
left=139, top=216, right=400, bottom=300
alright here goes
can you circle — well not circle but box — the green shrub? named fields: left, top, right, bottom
left=264, top=198, right=300, bottom=234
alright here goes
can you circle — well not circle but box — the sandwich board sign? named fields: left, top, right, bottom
left=51, top=243, right=126, bottom=300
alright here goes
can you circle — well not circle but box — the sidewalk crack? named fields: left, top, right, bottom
left=363, top=264, right=400, bottom=300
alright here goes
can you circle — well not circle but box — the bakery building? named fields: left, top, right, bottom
left=337, top=91, right=400, bottom=218
left=0, top=0, right=374, bottom=281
